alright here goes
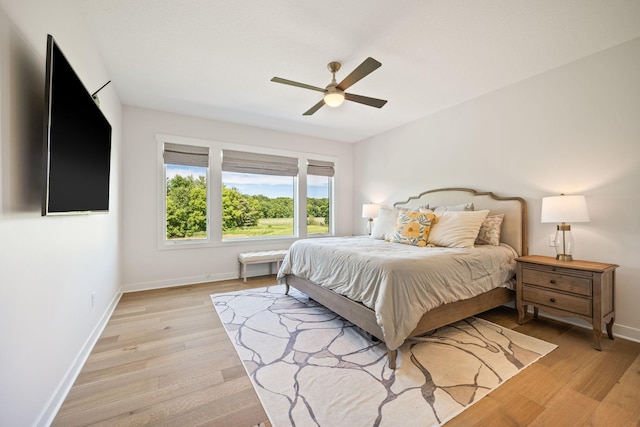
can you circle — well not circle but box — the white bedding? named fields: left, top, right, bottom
left=277, top=236, right=518, bottom=351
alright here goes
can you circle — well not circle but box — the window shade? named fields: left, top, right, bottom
left=307, top=159, right=335, bottom=177
left=222, top=149, right=299, bottom=176
left=163, top=143, right=209, bottom=167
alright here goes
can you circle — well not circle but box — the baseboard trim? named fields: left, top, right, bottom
left=36, top=287, right=123, bottom=427
left=524, top=307, right=640, bottom=344
left=122, top=264, right=280, bottom=293
left=123, top=272, right=238, bottom=293
left=613, top=323, right=640, bottom=343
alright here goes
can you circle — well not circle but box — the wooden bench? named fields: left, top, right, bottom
left=238, top=250, right=288, bottom=283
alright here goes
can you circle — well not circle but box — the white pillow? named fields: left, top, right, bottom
left=427, top=210, right=490, bottom=248
left=432, top=202, right=474, bottom=212
left=371, top=207, right=398, bottom=239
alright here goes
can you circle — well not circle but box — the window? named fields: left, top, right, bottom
left=163, top=143, right=209, bottom=242
left=307, top=159, right=334, bottom=235
left=221, top=149, right=298, bottom=240
left=157, top=135, right=336, bottom=247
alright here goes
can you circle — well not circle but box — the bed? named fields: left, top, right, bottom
left=277, top=188, right=528, bottom=368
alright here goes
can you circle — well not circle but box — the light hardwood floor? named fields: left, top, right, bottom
left=54, top=276, right=640, bottom=426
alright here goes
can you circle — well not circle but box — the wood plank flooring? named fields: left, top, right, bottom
left=53, top=276, right=640, bottom=426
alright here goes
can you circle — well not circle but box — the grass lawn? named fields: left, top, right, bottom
left=223, top=217, right=329, bottom=238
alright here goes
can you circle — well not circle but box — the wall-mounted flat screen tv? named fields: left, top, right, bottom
left=42, top=34, right=112, bottom=215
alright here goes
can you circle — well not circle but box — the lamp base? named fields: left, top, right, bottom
left=554, top=224, right=574, bottom=262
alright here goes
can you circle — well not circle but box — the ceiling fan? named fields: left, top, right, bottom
left=271, top=57, right=387, bottom=116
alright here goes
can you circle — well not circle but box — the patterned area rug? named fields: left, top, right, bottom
left=211, top=286, right=556, bottom=427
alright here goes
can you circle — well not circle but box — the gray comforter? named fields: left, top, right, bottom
left=277, top=236, right=517, bottom=350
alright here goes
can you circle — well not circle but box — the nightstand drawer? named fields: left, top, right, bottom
left=522, top=285, right=592, bottom=317
left=521, top=268, right=592, bottom=297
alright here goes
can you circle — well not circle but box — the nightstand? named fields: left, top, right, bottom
left=516, top=255, right=618, bottom=350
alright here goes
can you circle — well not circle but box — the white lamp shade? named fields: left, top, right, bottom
left=541, top=195, right=590, bottom=223
left=362, top=203, right=380, bottom=219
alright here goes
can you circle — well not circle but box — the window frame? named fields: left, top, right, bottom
left=306, top=164, right=334, bottom=237
left=158, top=136, right=213, bottom=249
left=156, top=134, right=336, bottom=250
left=221, top=149, right=299, bottom=242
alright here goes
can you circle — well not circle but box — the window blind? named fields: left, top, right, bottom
left=307, top=159, right=335, bottom=177
left=163, top=143, right=209, bottom=167
left=222, top=149, right=299, bottom=176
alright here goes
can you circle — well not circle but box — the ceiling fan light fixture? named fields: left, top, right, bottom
left=271, top=57, right=386, bottom=115
left=324, top=91, right=345, bottom=107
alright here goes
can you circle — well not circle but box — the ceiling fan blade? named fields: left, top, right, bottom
left=271, top=77, right=325, bottom=93
left=337, top=57, right=382, bottom=91
left=344, top=93, right=387, bottom=108
left=303, top=99, right=325, bottom=116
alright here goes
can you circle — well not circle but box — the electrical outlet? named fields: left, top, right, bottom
left=91, top=291, right=95, bottom=308
left=549, top=235, right=556, bottom=247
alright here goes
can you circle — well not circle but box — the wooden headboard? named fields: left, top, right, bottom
left=393, top=188, right=528, bottom=256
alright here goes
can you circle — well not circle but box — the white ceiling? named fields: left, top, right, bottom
left=77, top=0, right=640, bottom=143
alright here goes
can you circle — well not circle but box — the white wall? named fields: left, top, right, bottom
left=0, top=2, right=635, bottom=424
left=0, top=1, right=122, bottom=426
left=121, top=106, right=354, bottom=291
left=354, top=38, right=640, bottom=341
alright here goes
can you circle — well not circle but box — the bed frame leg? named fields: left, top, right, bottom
left=388, top=349, right=397, bottom=369
left=284, top=283, right=290, bottom=295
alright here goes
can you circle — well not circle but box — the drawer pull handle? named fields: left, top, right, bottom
left=550, top=279, right=556, bottom=284
left=549, top=298, right=556, bottom=303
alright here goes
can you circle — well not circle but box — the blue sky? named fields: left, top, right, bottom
left=167, top=165, right=329, bottom=198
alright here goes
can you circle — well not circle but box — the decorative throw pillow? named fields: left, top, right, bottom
left=390, top=211, right=437, bottom=247
left=475, top=214, right=504, bottom=246
left=427, top=210, right=489, bottom=248
left=371, top=206, right=431, bottom=240
left=371, top=207, right=398, bottom=240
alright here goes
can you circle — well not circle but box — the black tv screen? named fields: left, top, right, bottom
left=42, top=35, right=112, bottom=215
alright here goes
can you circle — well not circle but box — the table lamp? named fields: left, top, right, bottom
left=362, top=204, right=380, bottom=236
left=541, top=194, right=590, bottom=261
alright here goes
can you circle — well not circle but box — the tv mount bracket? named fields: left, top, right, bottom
left=91, top=80, right=111, bottom=106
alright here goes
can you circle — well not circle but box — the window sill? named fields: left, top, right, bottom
left=157, top=233, right=335, bottom=251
